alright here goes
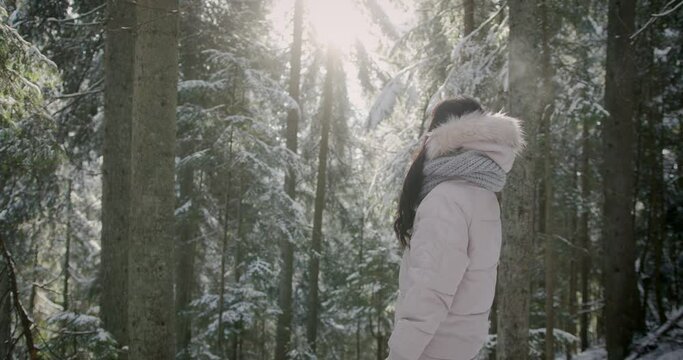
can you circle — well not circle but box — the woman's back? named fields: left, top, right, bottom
left=388, top=97, right=524, bottom=360
left=391, top=180, right=501, bottom=360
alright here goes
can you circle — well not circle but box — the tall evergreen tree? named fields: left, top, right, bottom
left=175, top=0, right=203, bottom=356
left=497, top=0, right=540, bottom=359
left=276, top=0, right=304, bottom=358
left=306, top=45, right=338, bottom=355
left=602, top=0, right=638, bottom=358
left=539, top=0, right=556, bottom=358
left=101, top=0, right=135, bottom=352
left=126, top=0, right=179, bottom=357
left=102, top=0, right=179, bottom=357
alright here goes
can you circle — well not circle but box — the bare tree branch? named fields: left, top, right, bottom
left=631, top=0, right=683, bottom=40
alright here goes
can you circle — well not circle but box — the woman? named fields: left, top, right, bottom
left=387, top=97, right=525, bottom=360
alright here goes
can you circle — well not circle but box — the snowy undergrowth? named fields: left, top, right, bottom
left=572, top=313, right=683, bottom=360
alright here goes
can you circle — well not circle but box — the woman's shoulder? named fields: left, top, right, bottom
left=418, top=180, right=473, bottom=218
left=429, top=179, right=495, bottom=202
left=419, top=179, right=498, bottom=221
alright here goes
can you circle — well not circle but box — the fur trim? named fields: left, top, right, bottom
left=425, top=111, right=526, bottom=160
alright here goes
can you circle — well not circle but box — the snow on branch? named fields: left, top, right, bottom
left=366, top=56, right=440, bottom=129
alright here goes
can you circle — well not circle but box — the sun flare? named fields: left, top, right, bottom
left=308, top=0, right=371, bottom=48
left=267, top=0, right=412, bottom=110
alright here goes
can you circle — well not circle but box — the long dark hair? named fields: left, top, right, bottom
left=393, top=96, right=483, bottom=248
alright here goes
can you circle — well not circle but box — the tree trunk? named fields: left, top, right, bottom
left=375, top=258, right=387, bottom=360
left=275, top=0, right=303, bottom=358
left=260, top=318, right=266, bottom=360
left=61, top=180, right=73, bottom=355
left=543, top=171, right=554, bottom=360
left=568, top=160, right=579, bottom=360
left=217, top=191, right=229, bottom=357
left=101, top=0, right=136, bottom=352
left=649, top=87, right=665, bottom=327
left=175, top=1, right=202, bottom=356
left=63, top=179, right=72, bottom=312
left=497, top=0, right=540, bottom=358
left=306, top=46, right=336, bottom=355
left=126, top=0, right=179, bottom=358
left=463, top=0, right=475, bottom=35
left=0, top=255, right=10, bottom=357
left=539, top=1, right=554, bottom=357
left=675, top=118, right=683, bottom=309
left=176, top=158, right=197, bottom=358
left=232, top=172, right=245, bottom=360
left=375, top=330, right=384, bottom=360
left=641, top=2, right=665, bottom=324
left=217, top=134, right=233, bottom=357
left=602, top=0, right=638, bottom=358
left=568, top=259, right=577, bottom=359
left=29, top=229, right=39, bottom=315
left=356, top=213, right=365, bottom=360
left=579, top=118, right=591, bottom=351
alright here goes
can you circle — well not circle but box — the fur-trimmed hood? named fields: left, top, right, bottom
left=424, top=111, right=526, bottom=172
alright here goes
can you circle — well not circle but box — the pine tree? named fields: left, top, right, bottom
left=276, top=0, right=304, bottom=358
left=175, top=1, right=203, bottom=356
left=307, top=45, right=338, bottom=355
left=101, top=0, right=135, bottom=352
left=126, top=0, right=179, bottom=356
left=497, top=0, right=540, bottom=358
left=602, top=0, right=638, bottom=358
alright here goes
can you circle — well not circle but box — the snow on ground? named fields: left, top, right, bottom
left=574, top=347, right=606, bottom=360
left=570, top=315, right=683, bottom=360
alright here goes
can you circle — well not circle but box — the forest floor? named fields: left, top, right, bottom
left=572, top=315, right=683, bottom=360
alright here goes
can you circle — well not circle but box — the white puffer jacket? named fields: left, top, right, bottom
left=388, top=111, right=525, bottom=360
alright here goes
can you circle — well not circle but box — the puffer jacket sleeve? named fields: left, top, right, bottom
left=388, top=187, right=470, bottom=360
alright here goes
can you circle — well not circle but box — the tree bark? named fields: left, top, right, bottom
left=356, top=213, right=364, bottom=360
left=568, top=258, right=577, bottom=359
left=101, top=0, right=136, bottom=353
left=217, top=134, right=233, bottom=357
left=63, top=179, right=72, bottom=312
left=640, top=1, right=665, bottom=324
left=60, top=180, right=73, bottom=355
left=463, top=0, right=475, bottom=35
left=568, top=160, right=579, bottom=360
left=497, top=0, right=540, bottom=358
left=175, top=1, right=202, bottom=356
left=217, top=191, right=229, bottom=357
left=0, top=248, right=11, bottom=357
left=232, top=171, right=245, bottom=360
left=539, top=0, right=554, bottom=357
left=543, top=162, right=554, bottom=360
left=579, top=118, right=591, bottom=351
left=649, top=130, right=665, bottom=324
left=306, top=46, right=336, bottom=355
left=175, top=157, right=197, bottom=358
left=375, top=259, right=387, bottom=360
left=275, top=0, right=303, bottom=358
left=126, top=0, right=179, bottom=358
left=602, top=0, right=638, bottom=358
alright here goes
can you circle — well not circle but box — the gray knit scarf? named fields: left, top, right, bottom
left=418, top=150, right=506, bottom=203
